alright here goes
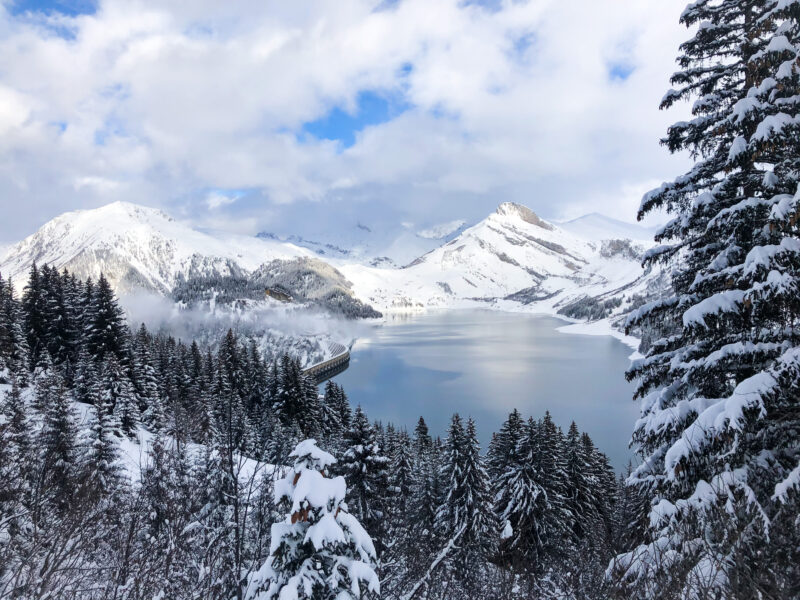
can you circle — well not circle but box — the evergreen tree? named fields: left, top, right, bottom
left=273, top=354, right=322, bottom=438
left=102, top=354, right=140, bottom=438
left=564, top=421, right=593, bottom=542
left=0, top=380, right=32, bottom=545
left=132, top=323, right=161, bottom=422
left=86, top=273, right=128, bottom=362
left=37, top=367, right=78, bottom=511
left=435, top=414, right=495, bottom=586
left=496, top=416, right=550, bottom=574
left=81, top=386, right=123, bottom=503
left=338, top=407, right=390, bottom=558
left=616, top=1, right=800, bottom=597
left=0, top=273, right=28, bottom=381
left=245, top=439, right=379, bottom=600
left=413, top=416, right=432, bottom=458
left=487, top=408, right=524, bottom=481
left=611, top=463, right=650, bottom=554
left=22, top=263, right=47, bottom=370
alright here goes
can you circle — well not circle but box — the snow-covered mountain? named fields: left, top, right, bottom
left=337, top=202, right=664, bottom=325
left=0, top=200, right=664, bottom=332
left=0, top=201, right=312, bottom=295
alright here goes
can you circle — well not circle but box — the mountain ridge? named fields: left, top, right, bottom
left=0, top=201, right=663, bottom=330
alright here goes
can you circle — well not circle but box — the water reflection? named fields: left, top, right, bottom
left=330, top=310, right=640, bottom=470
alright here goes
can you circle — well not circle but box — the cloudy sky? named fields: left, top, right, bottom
left=0, top=0, right=692, bottom=243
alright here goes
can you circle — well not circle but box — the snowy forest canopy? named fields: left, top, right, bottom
left=0, top=264, right=640, bottom=599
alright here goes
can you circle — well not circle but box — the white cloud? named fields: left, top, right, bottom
left=0, top=0, right=692, bottom=241
left=205, top=191, right=239, bottom=210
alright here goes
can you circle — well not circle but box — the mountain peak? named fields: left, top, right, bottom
left=494, top=202, right=554, bottom=230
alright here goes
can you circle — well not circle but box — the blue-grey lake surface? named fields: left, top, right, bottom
left=331, top=310, right=640, bottom=470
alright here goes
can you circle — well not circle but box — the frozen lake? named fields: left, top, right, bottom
left=330, top=310, right=640, bottom=469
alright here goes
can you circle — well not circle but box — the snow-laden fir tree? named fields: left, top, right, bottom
left=0, top=273, right=28, bottom=381
left=615, top=1, right=800, bottom=597
left=564, top=421, right=593, bottom=543
left=86, top=273, right=129, bottom=363
left=495, top=416, right=550, bottom=575
left=37, top=367, right=78, bottom=512
left=80, top=382, right=123, bottom=503
left=102, top=353, right=140, bottom=438
left=245, top=439, right=379, bottom=600
left=337, top=407, right=390, bottom=559
left=434, top=415, right=495, bottom=592
left=0, top=380, right=32, bottom=553
left=132, top=323, right=161, bottom=424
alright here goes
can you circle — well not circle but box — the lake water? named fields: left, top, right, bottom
left=330, top=310, right=640, bottom=470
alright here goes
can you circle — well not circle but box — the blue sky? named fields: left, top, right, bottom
left=8, top=0, right=96, bottom=17
left=301, top=90, right=410, bottom=149
left=0, top=0, right=690, bottom=241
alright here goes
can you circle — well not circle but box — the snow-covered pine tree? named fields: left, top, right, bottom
left=495, top=416, right=549, bottom=575
left=611, top=463, right=650, bottom=555
left=80, top=382, right=123, bottom=504
left=86, top=273, right=128, bottom=363
left=274, top=354, right=322, bottom=438
left=245, top=439, right=379, bottom=600
left=139, top=424, right=197, bottom=599
left=0, top=380, right=32, bottom=548
left=330, top=382, right=352, bottom=432
left=321, top=380, right=351, bottom=446
left=22, top=263, right=48, bottom=371
left=381, top=428, right=417, bottom=593
left=338, top=406, right=390, bottom=559
left=537, top=412, right=570, bottom=554
left=0, top=273, right=28, bottom=381
left=102, top=354, right=140, bottom=438
left=488, top=409, right=526, bottom=563
left=487, top=408, right=524, bottom=481
left=564, top=421, right=593, bottom=543
left=320, top=382, right=344, bottom=445
left=408, top=417, right=442, bottom=579
left=43, top=267, right=78, bottom=372
left=616, top=1, right=800, bottom=596
left=132, top=323, right=161, bottom=424
left=434, top=414, right=495, bottom=590
left=72, top=346, right=98, bottom=405
left=37, top=367, right=78, bottom=512
left=579, top=432, right=616, bottom=549
left=413, top=416, right=432, bottom=457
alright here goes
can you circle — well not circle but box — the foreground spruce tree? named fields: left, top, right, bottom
left=245, top=439, right=379, bottom=600
left=614, top=1, right=800, bottom=598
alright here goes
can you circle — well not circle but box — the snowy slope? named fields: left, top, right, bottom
left=0, top=201, right=312, bottom=294
left=338, top=202, right=664, bottom=321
